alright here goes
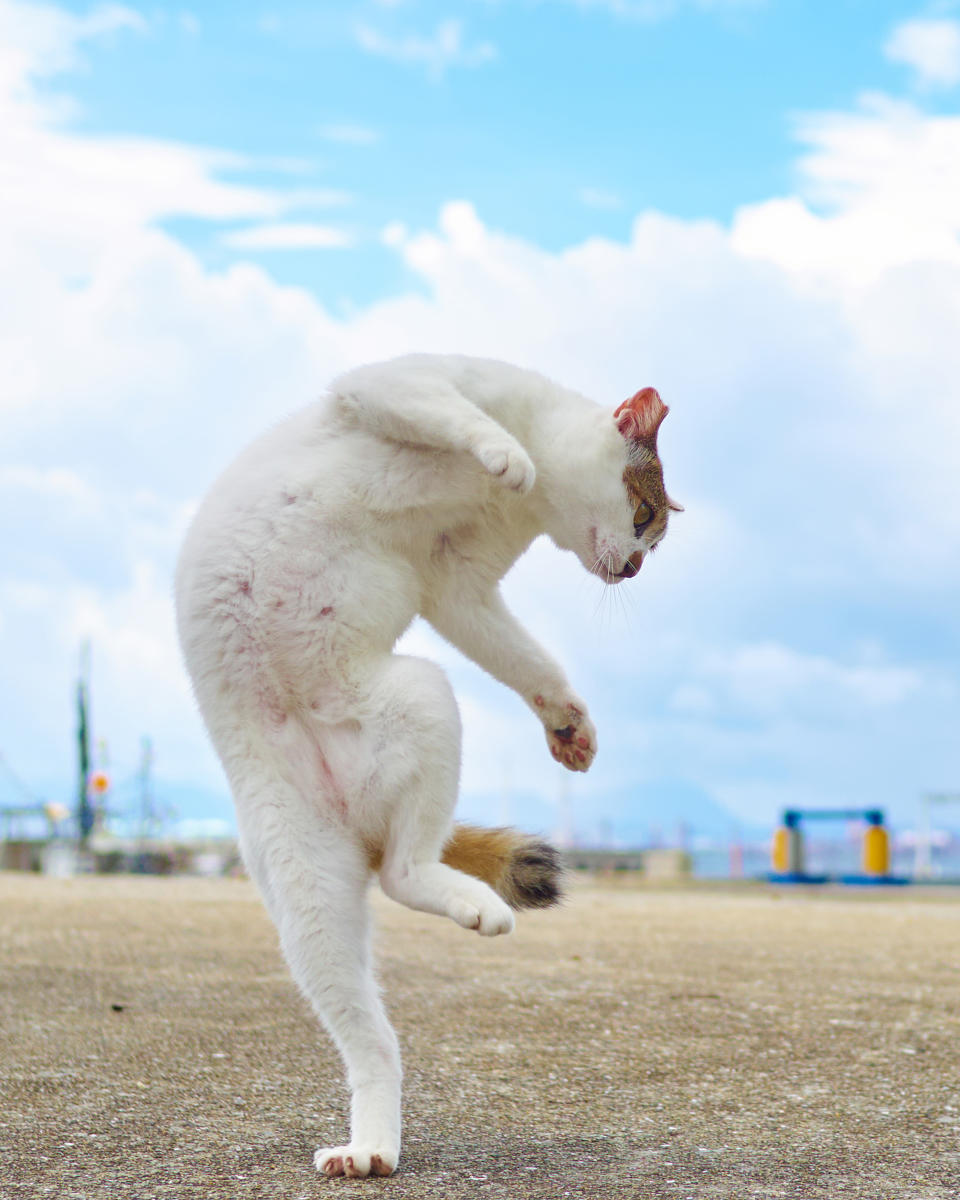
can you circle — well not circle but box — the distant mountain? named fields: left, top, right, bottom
left=580, top=778, right=761, bottom=846
left=456, top=777, right=758, bottom=848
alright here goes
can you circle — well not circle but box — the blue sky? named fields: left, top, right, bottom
left=1, top=0, right=959, bottom=844
left=42, top=0, right=943, bottom=304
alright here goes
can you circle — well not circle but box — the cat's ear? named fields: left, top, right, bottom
left=614, top=387, right=669, bottom=447
left=668, top=497, right=685, bottom=513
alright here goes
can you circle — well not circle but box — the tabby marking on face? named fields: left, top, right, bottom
left=615, top=385, right=682, bottom=566
left=625, top=456, right=673, bottom=550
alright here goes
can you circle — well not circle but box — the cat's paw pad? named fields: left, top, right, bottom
left=449, top=893, right=515, bottom=936
left=315, top=1144, right=397, bottom=1178
left=540, top=699, right=597, bottom=773
left=474, top=439, right=536, bottom=494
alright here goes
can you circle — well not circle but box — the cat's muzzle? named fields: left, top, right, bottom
left=614, top=550, right=644, bottom=580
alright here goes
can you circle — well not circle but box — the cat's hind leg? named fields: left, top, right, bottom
left=368, top=654, right=515, bottom=937
left=230, top=754, right=402, bottom=1178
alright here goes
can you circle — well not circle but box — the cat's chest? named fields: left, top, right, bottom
left=419, top=513, right=530, bottom=584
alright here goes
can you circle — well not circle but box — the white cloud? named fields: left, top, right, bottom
left=733, top=94, right=960, bottom=285
left=884, top=17, right=960, bottom=90
left=0, top=1, right=145, bottom=103
left=355, top=19, right=497, bottom=78
left=66, top=561, right=187, bottom=699
left=0, top=464, right=98, bottom=506
left=221, top=222, right=354, bottom=250
left=0, top=0, right=348, bottom=292
left=701, top=643, right=925, bottom=712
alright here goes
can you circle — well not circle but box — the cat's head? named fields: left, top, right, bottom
left=564, top=386, right=681, bottom=584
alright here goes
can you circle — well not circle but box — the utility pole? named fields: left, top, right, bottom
left=76, top=642, right=93, bottom=848
left=914, top=793, right=960, bottom=878
left=137, top=736, right=155, bottom=843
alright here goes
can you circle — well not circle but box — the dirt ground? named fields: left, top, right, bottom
left=1, top=871, right=959, bottom=1200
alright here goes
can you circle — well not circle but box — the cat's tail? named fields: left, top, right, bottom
left=370, top=824, right=564, bottom=911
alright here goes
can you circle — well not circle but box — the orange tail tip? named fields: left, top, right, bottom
left=441, top=824, right=564, bottom=910
left=369, top=824, right=564, bottom=911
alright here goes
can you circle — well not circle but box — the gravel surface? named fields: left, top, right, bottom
left=2, top=872, right=960, bottom=1199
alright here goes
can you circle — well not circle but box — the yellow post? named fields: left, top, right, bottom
left=863, top=824, right=890, bottom=877
left=772, top=826, right=790, bottom=873
left=772, top=824, right=803, bottom=874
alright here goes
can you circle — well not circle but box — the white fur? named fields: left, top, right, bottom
left=175, top=354, right=645, bottom=1177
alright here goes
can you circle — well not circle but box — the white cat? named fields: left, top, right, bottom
left=175, top=354, right=678, bottom=1178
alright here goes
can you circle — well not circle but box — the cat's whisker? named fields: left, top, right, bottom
left=609, top=570, right=626, bottom=624
left=599, top=552, right=636, bottom=628
left=590, top=556, right=611, bottom=623
left=618, top=580, right=632, bottom=624
left=592, top=582, right=608, bottom=622
left=605, top=555, right=625, bottom=627
left=588, top=551, right=620, bottom=626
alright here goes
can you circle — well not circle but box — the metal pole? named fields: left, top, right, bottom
left=76, top=642, right=93, bottom=848
left=916, top=794, right=960, bottom=880
left=138, top=736, right=154, bottom=842
left=915, top=795, right=933, bottom=879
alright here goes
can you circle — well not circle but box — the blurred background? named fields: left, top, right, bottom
left=1, top=0, right=958, bottom=879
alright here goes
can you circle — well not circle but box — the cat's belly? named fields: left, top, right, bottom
left=179, top=515, right=423, bottom=721
left=256, top=540, right=420, bottom=670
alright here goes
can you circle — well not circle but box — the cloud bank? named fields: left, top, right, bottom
left=1, top=1, right=958, bottom=840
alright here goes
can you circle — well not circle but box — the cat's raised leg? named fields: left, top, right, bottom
left=369, top=654, right=514, bottom=937
left=231, top=767, right=402, bottom=1178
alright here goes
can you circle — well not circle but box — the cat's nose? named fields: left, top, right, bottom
left=619, top=551, right=644, bottom=578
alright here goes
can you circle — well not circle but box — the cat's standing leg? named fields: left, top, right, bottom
left=368, top=654, right=515, bottom=936
left=227, top=741, right=402, bottom=1179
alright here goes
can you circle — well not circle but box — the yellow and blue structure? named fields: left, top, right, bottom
left=769, top=808, right=907, bottom=885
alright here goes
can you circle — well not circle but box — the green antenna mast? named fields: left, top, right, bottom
left=76, top=641, right=93, bottom=848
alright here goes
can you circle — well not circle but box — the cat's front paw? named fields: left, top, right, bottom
left=535, top=696, right=597, bottom=772
left=315, top=1144, right=397, bottom=1178
left=473, top=438, right=536, bottom=494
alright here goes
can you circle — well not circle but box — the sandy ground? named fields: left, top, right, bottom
left=1, top=872, right=960, bottom=1200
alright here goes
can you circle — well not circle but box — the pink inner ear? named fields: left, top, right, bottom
left=614, top=387, right=668, bottom=443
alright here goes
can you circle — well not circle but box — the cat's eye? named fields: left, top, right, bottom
left=633, top=501, right=652, bottom=532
